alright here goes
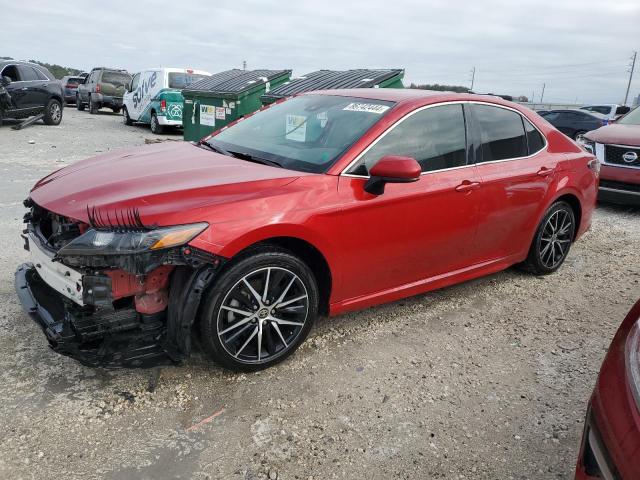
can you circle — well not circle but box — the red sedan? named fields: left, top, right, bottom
left=15, top=89, right=598, bottom=370
left=575, top=299, right=640, bottom=479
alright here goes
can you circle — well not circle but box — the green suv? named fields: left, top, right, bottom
left=76, top=68, right=131, bottom=114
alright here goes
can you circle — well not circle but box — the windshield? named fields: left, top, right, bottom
left=617, top=107, right=640, bottom=125
left=102, top=71, right=131, bottom=86
left=207, top=95, right=395, bottom=173
left=168, top=72, right=209, bottom=89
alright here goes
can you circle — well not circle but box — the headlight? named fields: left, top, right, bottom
left=56, top=222, right=208, bottom=257
left=626, top=320, right=640, bottom=410
left=576, top=135, right=595, bottom=155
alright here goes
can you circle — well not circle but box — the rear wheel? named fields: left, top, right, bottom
left=89, top=96, right=99, bottom=114
left=199, top=249, right=319, bottom=371
left=76, top=95, right=85, bottom=111
left=43, top=99, right=62, bottom=125
left=521, top=201, right=575, bottom=275
left=573, top=130, right=587, bottom=140
left=122, top=106, right=133, bottom=125
left=150, top=112, right=163, bottom=134
left=112, top=107, right=121, bottom=114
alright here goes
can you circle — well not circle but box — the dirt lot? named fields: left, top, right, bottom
left=0, top=108, right=639, bottom=480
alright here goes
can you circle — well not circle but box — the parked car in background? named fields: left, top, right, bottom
left=578, top=107, right=640, bottom=205
left=0, top=60, right=63, bottom=126
left=15, top=90, right=598, bottom=371
left=574, top=298, right=640, bottom=479
left=59, top=75, right=83, bottom=104
left=76, top=67, right=131, bottom=114
left=538, top=109, right=607, bottom=140
left=122, top=67, right=210, bottom=134
left=580, top=104, right=631, bottom=121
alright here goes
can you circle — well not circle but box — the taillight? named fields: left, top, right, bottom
left=626, top=319, right=640, bottom=410
left=160, top=99, right=167, bottom=112
left=95, top=84, right=101, bottom=93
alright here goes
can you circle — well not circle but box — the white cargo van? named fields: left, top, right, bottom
left=122, top=68, right=210, bottom=134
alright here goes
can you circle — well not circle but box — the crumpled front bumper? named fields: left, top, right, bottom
left=15, top=263, right=179, bottom=368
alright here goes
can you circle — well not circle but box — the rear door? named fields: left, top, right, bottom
left=469, top=103, right=553, bottom=262
left=18, top=65, right=50, bottom=108
left=336, top=103, right=482, bottom=301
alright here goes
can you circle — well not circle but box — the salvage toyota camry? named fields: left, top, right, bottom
left=15, top=89, right=598, bottom=371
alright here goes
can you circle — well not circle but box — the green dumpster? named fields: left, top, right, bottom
left=182, top=68, right=291, bottom=141
left=260, top=69, right=404, bottom=105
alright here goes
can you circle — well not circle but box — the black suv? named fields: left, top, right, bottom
left=76, top=67, right=131, bottom=114
left=0, top=60, right=64, bottom=126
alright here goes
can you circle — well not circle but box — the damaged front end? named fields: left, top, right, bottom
left=15, top=200, right=225, bottom=368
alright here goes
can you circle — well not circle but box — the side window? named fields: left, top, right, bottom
left=523, top=117, right=545, bottom=155
left=350, top=104, right=467, bottom=175
left=0, top=65, right=20, bottom=81
left=33, top=68, right=48, bottom=80
left=473, top=104, right=527, bottom=162
left=17, top=65, right=39, bottom=81
left=130, top=73, right=140, bottom=90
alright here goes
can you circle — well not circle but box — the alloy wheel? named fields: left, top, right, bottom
left=539, top=209, right=573, bottom=269
left=50, top=103, right=61, bottom=122
left=216, top=267, right=309, bottom=364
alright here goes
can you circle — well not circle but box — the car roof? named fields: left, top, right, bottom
left=547, top=108, right=607, bottom=118
left=302, top=88, right=520, bottom=109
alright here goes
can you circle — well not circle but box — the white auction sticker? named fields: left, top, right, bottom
left=343, top=103, right=390, bottom=114
left=285, top=114, right=307, bottom=142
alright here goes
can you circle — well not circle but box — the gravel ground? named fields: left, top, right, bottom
left=0, top=108, right=639, bottom=480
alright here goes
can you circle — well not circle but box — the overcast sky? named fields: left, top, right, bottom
left=2, top=0, right=639, bottom=104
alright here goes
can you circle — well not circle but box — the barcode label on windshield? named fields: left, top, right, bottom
left=343, top=103, right=390, bottom=114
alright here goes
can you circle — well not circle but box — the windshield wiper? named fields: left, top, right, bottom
left=197, top=140, right=233, bottom=157
left=227, top=151, right=283, bottom=169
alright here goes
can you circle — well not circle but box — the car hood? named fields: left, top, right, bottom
left=584, top=123, right=640, bottom=147
left=29, top=141, right=309, bottom=224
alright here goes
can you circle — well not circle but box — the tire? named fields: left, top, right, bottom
left=112, top=107, right=121, bottom=114
left=122, top=106, right=133, bottom=125
left=76, top=95, right=85, bottom=111
left=43, top=99, right=62, bottom=125
left=150, top=112, right=163, bottom=134
left=89, top=96, right=99, bottom=114
left=573, top=130, right=587, bottom=141
left=521, top=201, right=576, bottom=275
left=199, top=248, right=319, bottom=371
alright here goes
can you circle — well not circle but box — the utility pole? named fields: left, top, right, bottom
left=624, top=51, right=637, bottom=106
left=469, top=66, right=476, bottom=91
left=242, top=60, right=247, bottom=71
left=540, top=83, right=546, bottom=103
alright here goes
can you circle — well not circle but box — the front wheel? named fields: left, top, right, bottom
left=150, top=112, right=163, bottom=134
left=521, top=201, right=576, bottom=275
left=199, top=249, right=319, bottom=371
left=122, top=106, right=133, bottom=125
left=43, top=99, right=62, bottom=125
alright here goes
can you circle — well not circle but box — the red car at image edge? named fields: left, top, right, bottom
left=14, top=89, right=598, bottom=371
left=575, top=298, right=640, bottom=479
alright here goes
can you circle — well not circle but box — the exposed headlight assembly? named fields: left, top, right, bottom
left=626, top=320, right=640, bottom=410
left=576, top=135, right=595, bottom=155
left=56, top=223, right=208, bottom=257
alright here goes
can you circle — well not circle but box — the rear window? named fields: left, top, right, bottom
left=168, top=72, right=209, bottom=89
left=101, top=71, right=131, bottom=86
left=473, top=104, right=527, bottom=162
left=66, top=77, right=82, bottom=85
left=581, top=106, right=611, bottom=115
left=523, top=118, right=545, bottom=155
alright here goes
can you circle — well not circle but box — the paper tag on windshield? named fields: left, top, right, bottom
left=343, top=103, right=390, bottom=114
left=285, top=114, right=307, bottom=142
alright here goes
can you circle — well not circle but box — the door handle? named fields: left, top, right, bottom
left=455, top=181, right=481, bottom=192
left=537, top=167, right=554, bottom=177
left=21, top=87, right=29, bottom=90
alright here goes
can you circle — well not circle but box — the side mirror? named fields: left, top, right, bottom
left=1, top=76, right=11, bottom=86
left=364, top=155, right=421, bottom=195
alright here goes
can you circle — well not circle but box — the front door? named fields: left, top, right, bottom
left=336, top=103, right=482, bottom=302
left=124, top=72, right=142, bottom=120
